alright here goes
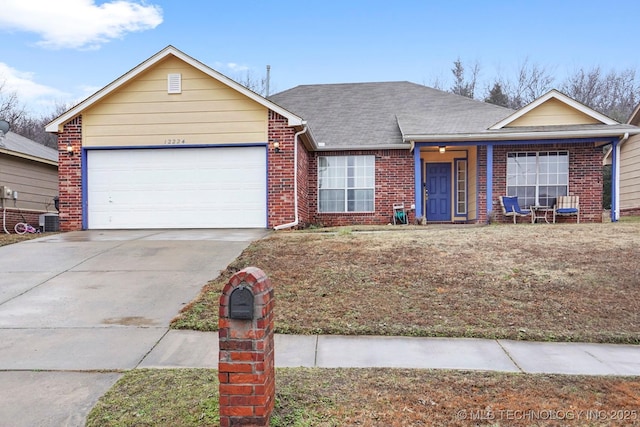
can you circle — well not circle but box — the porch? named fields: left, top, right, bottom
left=412, top=140, right=612, bottom=225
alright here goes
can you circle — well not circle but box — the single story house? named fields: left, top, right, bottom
left=46, top=46, right=640, bottom=231
left=604, top=104, right=640, bottom=218
left=0, top=131, right=58, bottom=232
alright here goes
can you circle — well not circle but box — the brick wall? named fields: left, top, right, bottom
left=490, top=142, right=603, bottom=224
left=309, top=149, right=415, bottom=227
left=57, top=116, right=83, bottom=231
left=296, top=132, right=311, bottom=227
left=477, top=145, right=488, bottom=223
left=620, top=207, right=640, bottom=217
left=267, top=111, right=311, bottom=228
left=1, top=209, right=42, bottom=233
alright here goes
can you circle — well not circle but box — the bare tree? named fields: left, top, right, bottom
left=2, top=94, right=70, bottom=148
left=235, top=69, right=269, bottom=97
left=450, top=58, right=480, bottom=99
left=499, top=59, right=555, bottom=109
left=561, top=67, right=640, bottom=122
left=0, top=81, right=27, bottom=127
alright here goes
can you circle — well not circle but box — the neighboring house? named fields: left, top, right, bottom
left=46, top=46, right=640, bottom=231
left=0, top=131, right=58, bottom=232
left=604, top=104, right=640, bottom=218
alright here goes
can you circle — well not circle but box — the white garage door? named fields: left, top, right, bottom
left=87, top=147, right=267, bottom=229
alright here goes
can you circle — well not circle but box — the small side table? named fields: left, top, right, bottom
left=531, top=206, right=551, bottom=224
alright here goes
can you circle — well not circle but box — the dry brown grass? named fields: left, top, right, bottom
left=173, top=223, right=640, bottom=343
left=87, top=368, right=640, bottom=426
left=275, top=368, right=640, bottom=426
left=0, top=232, right=48, bottom=246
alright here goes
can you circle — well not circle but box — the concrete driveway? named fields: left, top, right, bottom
left=0, top=229, right=268, bottom=426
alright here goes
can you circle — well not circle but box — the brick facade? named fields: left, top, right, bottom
left=309, top=149, right=415, bottom=227
left=621, top=207, right=640, bottom=216
left=477, top=145, right=489, bottom=223
left=490, top=142, right=603, bottom=224
left=57, top=116, right=83, bottom=232
left=53, top=112, right=605, bottom=230
left=267, top=111, right=311, bottom=228
left=1, top=209, right=41, bottom=233
left=218, top=267, right=275, bottom=427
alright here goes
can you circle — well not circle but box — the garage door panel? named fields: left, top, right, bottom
left=87, top=147, right=267, bottom=229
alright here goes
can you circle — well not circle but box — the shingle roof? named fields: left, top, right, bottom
left=269, top=81, right=514, bottom=148
left=0, top=131, right=58, bottom=164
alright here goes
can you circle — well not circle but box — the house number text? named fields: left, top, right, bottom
left=164, top=138, right=186, bottom=145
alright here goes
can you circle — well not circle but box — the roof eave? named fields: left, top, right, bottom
left=627, top=103, right=640, bottom=125
left=0, top=148, right=58, bottom=166
left=314, top=144, right=410, bottom=152
left=404, top=128, right=640, bottom=143
left=46, top=45, right=303, bottom=133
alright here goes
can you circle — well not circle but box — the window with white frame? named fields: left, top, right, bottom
left=506, top=151, right=569, bottom=208
left=456, top=159, right=467, bottom=215
left=318, top=155, right=375, bottom=212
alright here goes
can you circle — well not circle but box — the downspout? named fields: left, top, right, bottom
left=274, top=124, right=308, bottom=230
left=2, top=199, right=9, bottom=234
left=0, top=129, right=8, bottom=233
left=612, top=132, right=629, bottom=222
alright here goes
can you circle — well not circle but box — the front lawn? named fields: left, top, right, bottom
left=173, top=223, right=640, bottom=344
left=87, top=368, right=640, bottom=426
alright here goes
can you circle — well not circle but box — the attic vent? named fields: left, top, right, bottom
left=168, top=73, right=182, bottom=94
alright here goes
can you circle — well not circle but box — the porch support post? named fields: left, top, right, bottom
left=611, top=138, right=619, bottom=222
left=486, top=143, right=493, bottom=222
left=414, top=145, right=423, bottom=219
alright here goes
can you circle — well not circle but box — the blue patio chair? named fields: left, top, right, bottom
left=553, top=196, right=579, bottom=223
left=499, top=196, right=531, bottom=224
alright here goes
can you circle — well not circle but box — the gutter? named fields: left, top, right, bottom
left=0, top=148, right=58, bottom=166
left=613, top=132, right=630, bottom=221
left=274, top=124, right=308, bottom=230
left=314, top=143, right=410, bottom=151
left=404, top=128, right=640, bottom=143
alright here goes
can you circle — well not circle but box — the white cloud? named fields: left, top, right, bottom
left=226, top=63, right=250, bottom=72
left=0, top=62, right=70, bottom=113
left=0, top=0, right=163, bottom=50
left=214, top=62, right=250, bottom=73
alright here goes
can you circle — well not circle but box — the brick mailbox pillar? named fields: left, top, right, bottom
left=219, top=267, right=275, bottom=427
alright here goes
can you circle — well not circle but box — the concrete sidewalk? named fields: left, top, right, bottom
left=140, top=331, right=640, bottom=376
left=1, top=332, right=638, bottom=427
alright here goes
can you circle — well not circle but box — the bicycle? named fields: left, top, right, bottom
left=14, top=211, right=40, bottom=235
left=14, top=221, right=40, bottom=234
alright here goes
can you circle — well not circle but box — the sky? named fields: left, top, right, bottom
left=1, top=0, right=639, bottom=117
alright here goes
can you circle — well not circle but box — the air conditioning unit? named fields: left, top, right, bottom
left=39, top=213, right=60, bottom=232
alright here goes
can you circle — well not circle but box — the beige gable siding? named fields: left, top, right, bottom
left=83, top=56, right=268, bottom=147
left=0, top=155, right=58, bottom=212
left=506, top=98, right=601, bottom=127
left=620, top=134, right=640, bottom=210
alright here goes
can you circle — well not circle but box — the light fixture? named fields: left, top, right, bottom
left=439, top=146, right=446, bottom=154
left=66, top=143, right=74, bottom=156
left=271, top=139, right=280, bottom=153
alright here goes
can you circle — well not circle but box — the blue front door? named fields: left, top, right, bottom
left=426, top=163, right=451, bottom=221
